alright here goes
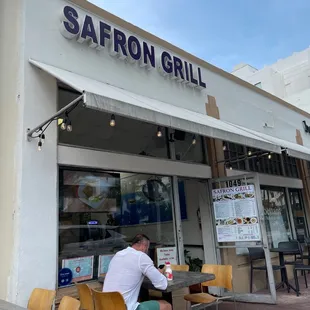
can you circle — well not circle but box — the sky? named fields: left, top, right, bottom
left=89, top=0, right=310, bottom=72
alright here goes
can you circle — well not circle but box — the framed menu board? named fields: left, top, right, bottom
left=212, top=185, right=261, bottom=242
left=62, top=256, right=94, bottom=282
left=98, top=254, right=114, bottom=277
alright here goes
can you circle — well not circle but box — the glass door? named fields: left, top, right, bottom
left=289, top=189, right=308, bottom=242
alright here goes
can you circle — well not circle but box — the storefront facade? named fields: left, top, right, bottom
left=2, top=0, right=310, bottom=307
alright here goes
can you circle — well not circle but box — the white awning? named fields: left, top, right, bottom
left=231, top=123, right=310, bottom=162
left=29, top=59, right=281, bottom=154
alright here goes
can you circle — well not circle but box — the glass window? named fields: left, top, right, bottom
left=58, top=88, right=169, bottom=159
left=290, top=189, right=308, bottom=242
left=58, top=168, right=177, bottom=286
left=248, top=148, right=282, bottom=175
left=224, top=142, right=246, bottom=170
left=173, top=130, right=206, bottom=164
left=261, top=187, right=292, bottom=248
left=283, top=154, right=299, bottom=178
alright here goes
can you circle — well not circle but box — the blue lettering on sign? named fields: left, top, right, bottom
left=61, top=6, right=80, bottom=39
left=60, top=5, right=206, bottom=89
left=79, top=15, right=98, bottom=47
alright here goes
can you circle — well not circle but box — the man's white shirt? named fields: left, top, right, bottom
left=103, top=247, right=168, bottom=310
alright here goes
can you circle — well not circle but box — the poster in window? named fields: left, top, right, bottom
left=61, top=170, right=120, bottom=213
left=98, top=254, right=114, bottom=277
left=212, top=185, right=261, bottom=242
left=62, top=256, right=94, bottom=282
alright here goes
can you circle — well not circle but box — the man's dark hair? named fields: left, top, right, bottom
left=131, top=234, right=150, bottom=245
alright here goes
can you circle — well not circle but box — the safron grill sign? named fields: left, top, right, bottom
left=60, top=5, right=207, bottom=90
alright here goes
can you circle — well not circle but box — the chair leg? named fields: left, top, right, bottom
left=294, top=269, right=300, bottom=296
left=250, top=267, right=253, bottom=293
left=304, top=270, right=308, bottom=288
left=284, top=268, right=290, bottom=293
left=216, top=301, right=219, bottom=310
left=265, top=270, right=268, bottom=290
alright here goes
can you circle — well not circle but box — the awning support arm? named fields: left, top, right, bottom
left=27, top=94, right=84, bottom=141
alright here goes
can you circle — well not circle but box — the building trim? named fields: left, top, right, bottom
left=70, top=0, right=310, bottom=119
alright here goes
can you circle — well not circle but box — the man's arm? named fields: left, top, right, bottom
left=139, top=254, right=168, bottom=290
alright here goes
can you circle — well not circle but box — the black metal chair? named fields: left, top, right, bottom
left=301, top=237, right=310, bottom=267
left=294, top=264, right=310, bottom=296
left=278, top=240, right=303, bottom=265
left=248, top=247, right=287, bottom=293
left=278, top=240, right=308, bottom=288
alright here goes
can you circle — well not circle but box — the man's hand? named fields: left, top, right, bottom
left=158, top=267, right=165, bottom=274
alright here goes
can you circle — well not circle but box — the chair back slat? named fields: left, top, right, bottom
left=92, top=290, right=126, bottom=310
left=28, top=288, right=56, bottom=310
left=76, top=283, right=94, bottom=310
left=171, top=264, right=189, bottom=272
left=201, top=264, right=233, bottom=290
left=248, top=248, right=265, bottom=261
left=58, top=296, right=80, bottom=310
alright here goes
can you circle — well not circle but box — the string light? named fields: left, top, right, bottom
left=66, top=119, right=73, bottom=132
left=157, top=126, right=162, bottom=138
left=268, top=153, right=272, bottom=159
left=223, top=144, right=227, bottom=151
left=38, top=140, right=42, bottom=151
left=248, top=150, right=252, bottom=156
left=192, top=135, right=197, bottom=145
left=60, top=119, right=67, bottom=130
left=226, top=162, right=232, bottom=170
left=40, top=133, right=45, bottom=144
left=110, top=114, right=116, bottom=127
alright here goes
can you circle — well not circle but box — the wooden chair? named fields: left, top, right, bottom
left=92, top=290, right=126, bottom=310
left=76, top=283, right=94, bottom=310
left=171, top=264, right=190, bottom=272
left=58, top=296, right=80, bottom=310
left=28, top=288, right=56, bottom=310
left=184, top=264, right=237, bottom=310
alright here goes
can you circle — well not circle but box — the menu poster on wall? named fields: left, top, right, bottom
left=62, top=256, right=94, bottom=282
left=156, top=247, right=178, bottom=267
left=212, top=185, right=261, bottom=242
left=98, top=254, right=114, bottom=277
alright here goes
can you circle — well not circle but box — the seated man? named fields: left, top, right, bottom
left=103, top=234, right=172, bottom=310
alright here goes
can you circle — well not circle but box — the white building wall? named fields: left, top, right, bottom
left=0, top=0, right=24, bottom=301
left=5, top=0, right=310, bottom=306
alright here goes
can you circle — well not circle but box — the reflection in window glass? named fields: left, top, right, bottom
left=58, top=169, right=177, bottom=286
left=290, top=189, right=308, bottom=242
left=174, top=130, right=205, bottom=164
left=261, top=187, right=292, bottom=248
left=58, top=89, right=169, bottom=159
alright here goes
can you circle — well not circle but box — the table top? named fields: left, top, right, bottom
left=142, top=271, right=215, bottom=293
left=270, top=248, right=300, bottom=254
left=0, top=300, right=27, bottom=310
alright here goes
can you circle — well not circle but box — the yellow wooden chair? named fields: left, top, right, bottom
left=92, top=290, right=126, bottom=310
left=171, top=264, right=190, bottom=272
left=184, top=264, right=237, bottom=310
left=58, top=296, right=80, bottom=310
left=27, top=288, right=56, bottom=310
left=76, top=283, right=94, bottom=310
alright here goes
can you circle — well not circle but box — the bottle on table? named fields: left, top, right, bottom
left=165, top=262, right=173, bottom=281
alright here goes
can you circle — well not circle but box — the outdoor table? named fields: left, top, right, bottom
left=270, top=247, right=299, bottom=293
left=0, top=300, right=27, bottom=310
left=99, top=271, right=215, bottom=305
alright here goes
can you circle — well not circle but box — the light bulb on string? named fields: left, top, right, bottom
left=268, top=153, right=272, bottom=159
left=110, top=114, right=116, bottom=127
left=226, top=162, right=232, bottom=170
left=60, top=120, right=67, bottom=131
left=38, top=140, right=42, bottom=151
left=223, top=144, right=227, bottom=151
left=40, top=133, right=45, bottom=144
left=157, top=126, right=162, bottom=138
left=192, top=135, right=197, bottom=145
left=248, top=150, right=252, bottom=156
left=67, top=119, right=73, bottom=132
